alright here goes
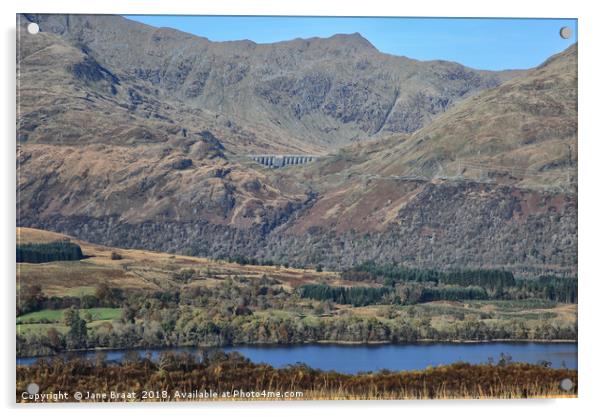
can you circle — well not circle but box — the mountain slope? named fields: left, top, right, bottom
left=368, top=44, right=577, bottom=191
left=16, top=15, right=316, bottom=154
left=20, top=13, right=513, bottom=152
left=307, top=44, right=577, bottom=192
left=271, top=44, right=577, bottom=274
left=16, top=15, right=577, bottom=276
left=17, top=15, right=314, bottom=233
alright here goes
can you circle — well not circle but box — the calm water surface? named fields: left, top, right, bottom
left=17, top=342, right=577, bottom=373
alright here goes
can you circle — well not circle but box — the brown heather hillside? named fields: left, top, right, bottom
left=17, top=143, right=311, bottom=227
left=16, top=15, right=577, bottom=275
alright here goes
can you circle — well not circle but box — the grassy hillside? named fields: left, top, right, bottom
left=17, top=227, right=344, bottom=297
left=17, top=227, right=576, bottom=358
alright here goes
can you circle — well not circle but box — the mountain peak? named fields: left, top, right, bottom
left=274, top=32, right=377, bottom=53
left=324, top=32, right=376, bottom=50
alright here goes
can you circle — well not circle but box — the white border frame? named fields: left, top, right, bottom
left=2, top=1, right=600, bottom=416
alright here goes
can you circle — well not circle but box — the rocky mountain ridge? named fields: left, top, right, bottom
left=20, top=13, right=516, bottom=152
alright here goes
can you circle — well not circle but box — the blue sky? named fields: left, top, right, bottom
left=125, top=16, right=577, bottom=71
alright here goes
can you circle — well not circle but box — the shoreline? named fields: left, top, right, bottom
left=314, top=339, right=577, bottom=345
left=16, top=338, right=578, bottom=361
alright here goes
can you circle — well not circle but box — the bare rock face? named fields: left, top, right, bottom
left=16, top=14, right=577, bottom=275
left=20, top=14, right=506, bottom=151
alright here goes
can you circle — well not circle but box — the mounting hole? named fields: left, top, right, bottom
left=559, top=378, right=574, bottom=391
left=27, top=22, right=39, bottom=35
left=559, top=26, right=572, bottom=40
left=26, top=382, right=40, bottom=395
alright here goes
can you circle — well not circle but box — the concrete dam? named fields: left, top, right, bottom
left=249, top=155, right=318, bottom=168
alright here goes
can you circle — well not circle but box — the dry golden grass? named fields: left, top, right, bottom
left=16, top=357, right=577, bottom=402
left=17, top=228, right=72, bottom=244
left=16, top=227, right=341, bottom=296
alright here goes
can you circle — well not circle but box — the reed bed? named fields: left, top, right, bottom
left=16, top=351, right=577, bottom=402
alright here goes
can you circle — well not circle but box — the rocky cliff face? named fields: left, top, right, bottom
left=16, top=14, right=577, bottom=276
left=20, top=14, right=509, bottom=152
